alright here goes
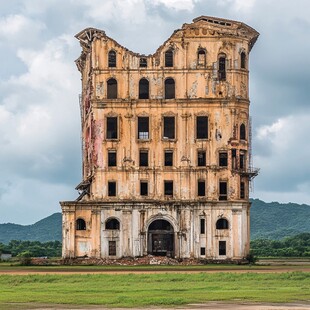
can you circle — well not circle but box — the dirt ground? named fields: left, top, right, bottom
left=2, top=302, right=310, bottom=310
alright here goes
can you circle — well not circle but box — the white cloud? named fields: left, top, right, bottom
left=218, top=0, right=256, bottom=13
left=0, top=14, right=45, bottom=44
left=151, top=0, right=196, bottom=11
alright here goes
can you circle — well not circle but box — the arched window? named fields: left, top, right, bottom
left=197, top=49, right=206, bottom=67
left=106, top=218, right=120, bottom=230
left=107, top=78, right=117, bottom=99
left=218, top=54, right=226, bottom=81
left=165, top=49, right=173, bottom=67
left=76, top=218, right=86, bottom=230
left=240, top=123, right=246, bottom=140
left=216, top=218, right=229, bottom=229
left=165, top=78, right=175, bottom=99
left=139, top=78, right=149, bottom=99
left=241, top=52, right=246, bottom=69
left=108, top=50, right=116, bottom=67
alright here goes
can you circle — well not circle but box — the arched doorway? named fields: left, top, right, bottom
left=148, top=219, right=174, bottom=257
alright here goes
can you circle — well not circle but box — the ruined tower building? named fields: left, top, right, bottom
left=61, top=16, right=259, bottom=260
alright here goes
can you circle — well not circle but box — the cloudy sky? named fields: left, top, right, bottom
left=1, top=0, right=310, bottom=224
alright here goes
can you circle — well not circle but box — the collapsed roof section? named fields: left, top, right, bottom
left=74, top=15, right=259, bottom=71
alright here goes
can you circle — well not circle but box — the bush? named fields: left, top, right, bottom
left=17, top=251, right=32, bottom=266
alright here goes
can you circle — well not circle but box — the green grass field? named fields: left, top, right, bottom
left=0, top=272, right=309, bottom=308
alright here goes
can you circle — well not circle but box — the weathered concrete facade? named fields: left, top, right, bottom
left=61, top=16, right=259, bottom=260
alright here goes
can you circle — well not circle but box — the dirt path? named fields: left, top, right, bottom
left=2, top=302, right=310, bottom=310
left=0, top=266, right=309, bottom=275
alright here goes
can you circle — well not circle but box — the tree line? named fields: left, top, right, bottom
left=250, top=233, right=310, bottom=257
left=0, top=240, right=61, bottom=258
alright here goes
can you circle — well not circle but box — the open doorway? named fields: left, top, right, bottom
left=148, top=219, right=174, bottom=257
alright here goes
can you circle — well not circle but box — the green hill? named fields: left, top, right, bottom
left=0, top=200, right=309, bottom=244
left=250, top=199, right=310, bottom=240
left=0, top=213, right=62, bottom=244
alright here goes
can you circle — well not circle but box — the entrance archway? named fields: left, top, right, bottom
left=148, top=219, right=174, bottom=257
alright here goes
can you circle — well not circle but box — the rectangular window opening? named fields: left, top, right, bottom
left=219, top=241, right=226, bottom=256
left=196, top=116, right=208, bottom=139
left=108, top=181, right=116, bottom=197
left=219, top=152, right=228, bottom=167
left=239, top=153, right=245, bottom=169
left=219, top=181, right=227, bottom=201
left=139, top=57, right=147, bottom=68
left=164, top=181, right=173, bottom=196
left=200, top=218, right=205, bottom=234
left=138, top=117, right=149, bottom=140
left=197, top=151, right=206, bottom=166
left=140, top=181, right=148, bottom=196
left=200, top=247, right=206, bottom=256
left=240, top=181, right=245, bottom=199
left=163, top=117, right=175, bottom=139
left=164, top=150, right=173, bottom=166
left=108, top=151, right=117, bottom=167
left=139, top=150, right=149, bottom=167
left=109, top=241, right=116, bottom=256
left=198, top=180, right=206, bottom=197
left=107, top=117, right=118, bottom=139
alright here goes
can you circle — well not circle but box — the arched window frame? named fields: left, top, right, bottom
left=107, top=78, right=118, bottom=99
left=76, top=218, right=86, bottom=230
left=197, top=48, right=207, bottom=67
left=164, top=77, right=175, bottom=99
left=240, top=51, right=246, bottom=69
left=105, top=218, right=120, bottom=230
left=218, top=53, right=226, bottom=81
left=108, top=50, right=116, bottom=68
left=138, top=78, right=149, bottom=99
left=240, top=123, right=246, bottom=140
left=165, top=48, right=174, bottom=67
left=216, top=218, right=229, bottom=230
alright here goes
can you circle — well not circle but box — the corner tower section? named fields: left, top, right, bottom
left=61, top=16, right=259, bottom=261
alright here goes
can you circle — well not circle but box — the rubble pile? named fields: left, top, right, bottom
left=61, top=255, right=203, bottom=266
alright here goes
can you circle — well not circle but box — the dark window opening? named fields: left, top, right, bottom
left=139, top=78, right=149, bottom=99
left=138, top=117, right=149, bottom=139
left=107, top=78, right=117, bottom=99
left=240, top=181, right=245, bottom=199
left=197, top=49, right=206, bottom=67
left=109, top=241, right=116, bottom=256
left=140, top=181, right=148, bottom=196
left=106, top=218, right=120, bottom=230
left=139, top=57, right=147, bottom=68
left=200, top=218, right=205, bottom=234
left=197, top=151, right=206, bottom=166
left=240, top=124, right=246, bottom=140
left=218, top=56, right=226, bottom=81
left=165, top=78, right=175, bottom=99
left=163, top=116, right=175, bottom=139
left=198, top=180, right=206, bottom=197
left=108, top=151, right=117, bottom=167
left=219, top=241, right=226, bottom=256
left=219, top=181, right=227, bottom=201
left=139, top=150, right=149, bottom=167
left=241, top=52, right=246, bottom=69
left=219, top=152, right=228, bottom=167
left=232, top=149, right=237, bottom=170
left=200, top=247, right=206, bottom=256
left=106, top=117, right=118, bottom=139
left=196, top=116, right=208, bottom=139
left=164, top=151, right=173, bottom=166
left=108, top=181, right=116, bottom=196
left=216, top=218, right=229, bottom=229
left=76, top=218, right=86, bottom=230
left=108, top=50, right=116, bottom=68
left=165, top=49, right=173, bottom=67
left=164, top=181, right=173, bottom=196
left=239, top=153, right=245, bottom=169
